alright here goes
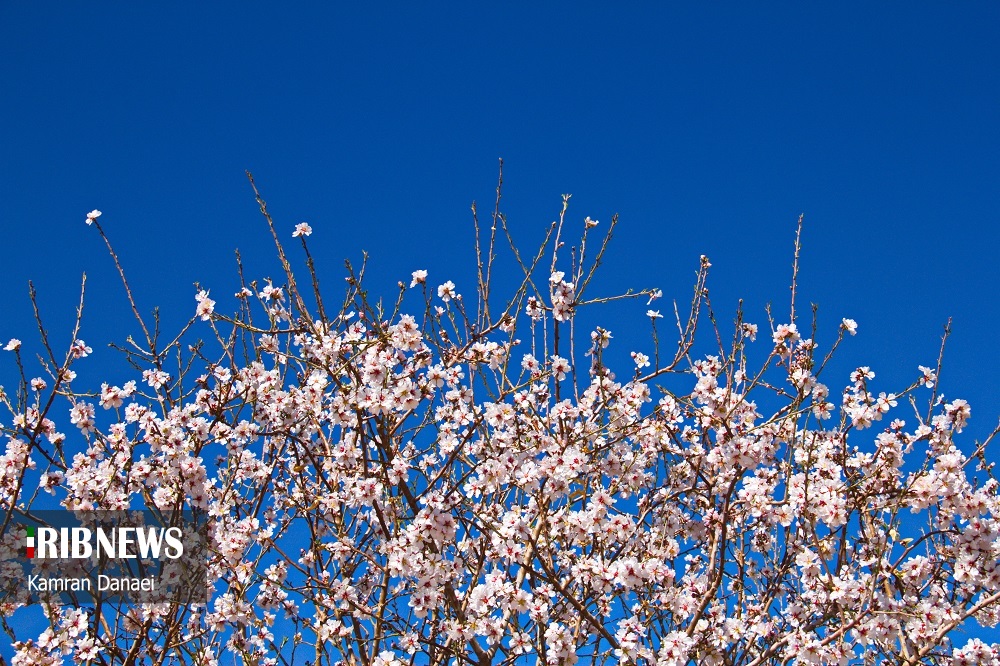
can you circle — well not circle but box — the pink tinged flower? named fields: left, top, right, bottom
left=646, top=288, right=663, bottom=305
left=70, top=339, right=92, bottom=358
left=75, top=636, right=100, bottom=661
left=410, top=269, right=427, bottom=288
left=437, top=280, right=457, bottom=302
left=195, top=290, right=215, bottom=321
left=69, top=402, right=96, bottom=434
left=372, top=650, right=404, bottom=666
left=39, top=470, right=64, bottom=494
left=549, top=272, right=576, bottom=321
left=631, top=351, right=650, bottom=368
left=550, top=355, right=571, bottom=380
left=525, top=296, right=543, bottom=320
left=509, top=631, right=532, bottom=654
left=842, top=318, right=858, bottom=335
left=3, top=338, right=21, bottom=351
left=874, top=392, right=897, bottom=413
left=292, top=222, right=313, bottom=237
left=772, top=323, right=799, bottom=344
left=813, top=400, right=835, bottom=420
left=521, top=354, right=541, bottom=375
left=400, top=633, right=420, bottom=655
left=142, top=368, right=170, bottom=388
left=918, top=365, right=937, bottom=388
left=66, top=610, right=88, bottom=636
left=85, top=209, right=102, bottom=225
left=99, top=383, right=126, bottom=409
left=591, top=327, right=612, bottom=349
left=585, top=216, right=599, bottom=228
left=952, top=638, right=1000, bottom=666
left=850, top=366, right=875, bottom=383
left=946, top=398, right=972, bottom=432
left=35, top=628, right=58, bottom=650
left=646, top=310, right=662, bottom=319
left=259, top=283, right=284, bottom=302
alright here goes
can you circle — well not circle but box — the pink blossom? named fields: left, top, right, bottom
left=195, top=289, right=216, bottom=320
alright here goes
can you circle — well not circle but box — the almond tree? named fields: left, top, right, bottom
left=2, top=170, right=999, bottom=666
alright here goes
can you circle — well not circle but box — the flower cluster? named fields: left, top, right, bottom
left=1, top=202, right=997, bottom=666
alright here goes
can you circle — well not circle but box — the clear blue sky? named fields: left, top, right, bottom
left=3, top=2, right=998, bottom=436
left=2, top=3, right=1000, bottom=656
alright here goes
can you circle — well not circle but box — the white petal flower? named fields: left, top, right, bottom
left=437, top=281, right=456, bottom=302
left=195, top=290, right=216, bottom=321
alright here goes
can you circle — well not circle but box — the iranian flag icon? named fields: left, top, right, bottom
left=25, top=527, right=35, bottom=559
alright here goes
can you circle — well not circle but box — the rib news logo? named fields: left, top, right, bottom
left=4, top=511, right=208, bottom=605
left=22, top=525, right=185, bottom=560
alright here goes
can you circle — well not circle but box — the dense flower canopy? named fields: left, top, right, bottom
left=1, top=180, right=998, bottom=666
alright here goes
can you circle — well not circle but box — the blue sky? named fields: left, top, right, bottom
left=1, top=1, right=999, bottom=657
left=4, top=3, right=996, bottom=436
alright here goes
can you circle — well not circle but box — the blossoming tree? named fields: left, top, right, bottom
left=2, top=170, right=999, bottom=665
